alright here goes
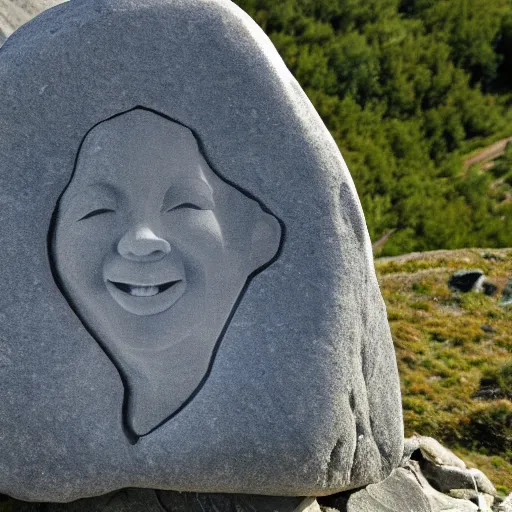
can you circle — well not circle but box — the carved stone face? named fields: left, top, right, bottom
left=51, top=109, right=282, bottom=437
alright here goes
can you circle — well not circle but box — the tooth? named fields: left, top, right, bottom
left=129, top=286, right=159, bottom=297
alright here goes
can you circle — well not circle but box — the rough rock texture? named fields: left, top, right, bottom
left=410, top=435, right=466, bottom=469
left=317, top=437, right=503, bottom=512
left=4, top=437, right=504, bottom=512
left=0, top=0, right=402, bottom=502
left=498, top=493, right=512, bottom=512
left=449, top=489, right=495, bottom=508
left=407, top=461, right=479, bottom=512
left=421, top=461, right=497, bottom=496
left=319, top=463, right=482, bottom=512
left=344, top=467, right=431, bottom=512
left=299, top=498, right=323, bottom=512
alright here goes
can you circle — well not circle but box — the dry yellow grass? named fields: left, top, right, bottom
left=376, top=248, right=512, bottom=493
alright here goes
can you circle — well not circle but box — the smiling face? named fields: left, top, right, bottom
left=51, top=109, right=281, bottom=434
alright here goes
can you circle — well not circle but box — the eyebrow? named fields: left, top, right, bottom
left=161, top=178, right=214, bottom=208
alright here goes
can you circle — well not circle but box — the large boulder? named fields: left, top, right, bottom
left=0, top=0, right=402, bottom=501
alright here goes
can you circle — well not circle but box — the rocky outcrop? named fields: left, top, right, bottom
left=318, top=436, right=507, bottom=512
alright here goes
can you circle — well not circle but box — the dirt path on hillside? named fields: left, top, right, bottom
left=463, top=136, right=512, bottom=170
left=376, top=247, right=511, bottom=264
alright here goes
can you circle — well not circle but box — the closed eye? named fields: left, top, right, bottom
left=78, top=208, right=115, bottom=221
left=166, top=203, right=205, bottom=212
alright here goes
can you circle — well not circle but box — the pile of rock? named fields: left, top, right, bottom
left=317, top=436, right=509, bottom=512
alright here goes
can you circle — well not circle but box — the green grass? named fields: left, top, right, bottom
left=376, top=247, right=512, bottom=493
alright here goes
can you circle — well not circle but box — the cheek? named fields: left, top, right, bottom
left=164, top=213, right=245, bottom=286
left=53, top=223, right=115, bottom=284
left=165, top=212, right=224, bottom=255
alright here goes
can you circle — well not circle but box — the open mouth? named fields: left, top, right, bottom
left=105, top=277, right=187, bottom=316
left=109, top=280, right=182, bottom=297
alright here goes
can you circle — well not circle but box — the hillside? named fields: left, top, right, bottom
left=376, top=248, right=512, bottom=493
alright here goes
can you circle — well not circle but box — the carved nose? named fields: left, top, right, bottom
left=117, top=225, right=171, bottom=261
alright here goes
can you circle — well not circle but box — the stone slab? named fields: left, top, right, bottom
left=421, top=462, right=497, bottom=496
left=345, top=468, right=431, bottom=512
left=414, top=436, right=466, bottom=468
left=4, top=490, right=314, bottom=512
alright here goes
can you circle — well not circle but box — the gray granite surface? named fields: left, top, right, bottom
left=0, top=0, right=402, bottom=501
left=421, top=462, right=497, bottom=496
left=345, top=467, right=431, bottom=512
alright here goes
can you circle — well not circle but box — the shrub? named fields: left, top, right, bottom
left=459, top=401, right=512, bottom=455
